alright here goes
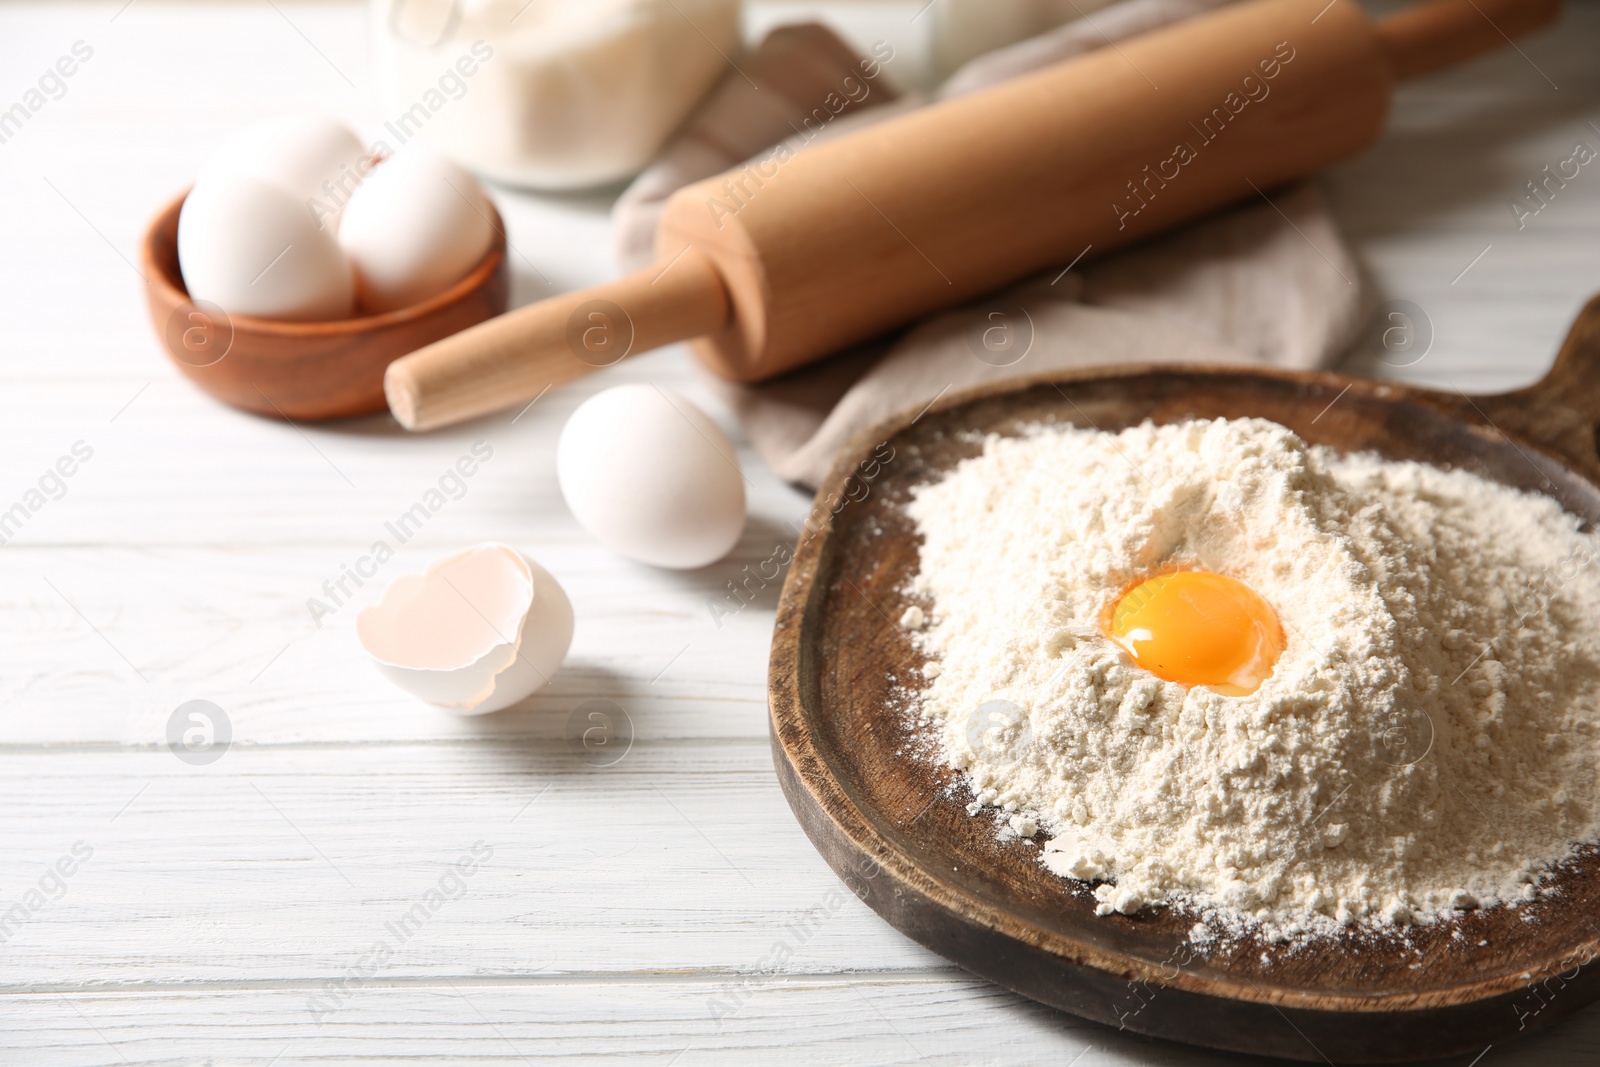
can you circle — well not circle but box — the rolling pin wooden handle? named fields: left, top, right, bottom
left=1377, top=0, right=1561, bottom=82
left=384, top=248, right=730, bottom=431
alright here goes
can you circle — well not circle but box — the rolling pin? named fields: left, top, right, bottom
left=385, top=0, right=1560, bottom=431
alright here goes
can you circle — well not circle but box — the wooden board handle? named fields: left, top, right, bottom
left=1377, top=0, right=1561, bottom=81
left=1460, top=293, right=1600, bottom=479
left=384, top=249, right=729, bottom=431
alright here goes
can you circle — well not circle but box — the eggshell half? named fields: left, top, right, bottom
left=338, top=149, right=495, bottom=314
left=356, top=543, right=574, bottom=715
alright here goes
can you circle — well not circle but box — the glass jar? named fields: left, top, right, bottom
left=370, top=0, right=742, bottom=189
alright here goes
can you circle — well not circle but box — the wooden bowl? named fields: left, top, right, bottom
left=769, top=296, right=1600, bottom=1063
left=140, top=189, right=509, bottom=421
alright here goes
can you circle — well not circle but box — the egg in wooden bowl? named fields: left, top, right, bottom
left=141, top=189, right=508, bottom=422
left=140, top=115, right=509, bottom=421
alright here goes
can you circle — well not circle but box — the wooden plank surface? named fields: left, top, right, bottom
left=7, top=981, right=1600, bottom=1066
left=0, top=745, right=938, bottom=984
left=1, top=0, right=1599, bottom=1063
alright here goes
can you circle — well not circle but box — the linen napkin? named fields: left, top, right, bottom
left=613, top=0, right=1364, bottom=487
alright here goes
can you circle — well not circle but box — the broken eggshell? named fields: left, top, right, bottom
left=356, top=543, right=573, bottom=714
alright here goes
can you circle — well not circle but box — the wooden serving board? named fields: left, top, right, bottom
left=767, top=296, right=1600, bottom=1063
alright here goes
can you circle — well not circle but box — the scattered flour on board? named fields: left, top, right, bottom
left=903, top=417, right=1600, bottom=941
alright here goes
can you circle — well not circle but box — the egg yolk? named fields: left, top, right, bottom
left=1103, top=571, right=1285, bottom=696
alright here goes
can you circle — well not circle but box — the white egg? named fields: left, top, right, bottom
left=177, top=176, right=354, bottom=321
left=557, top=385, right=747, bottom=569
left=195, top=114, right=369, bottom=231
left=338, top=149, right=495, bottom=314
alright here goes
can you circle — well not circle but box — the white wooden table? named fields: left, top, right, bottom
left=2, top=2, right=1599, bottom=1063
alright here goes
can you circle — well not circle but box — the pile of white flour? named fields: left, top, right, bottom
left=904, top=417, right=1600, bottom=940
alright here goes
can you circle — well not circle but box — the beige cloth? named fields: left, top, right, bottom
left=613, top=1, right=1363, bottom=487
